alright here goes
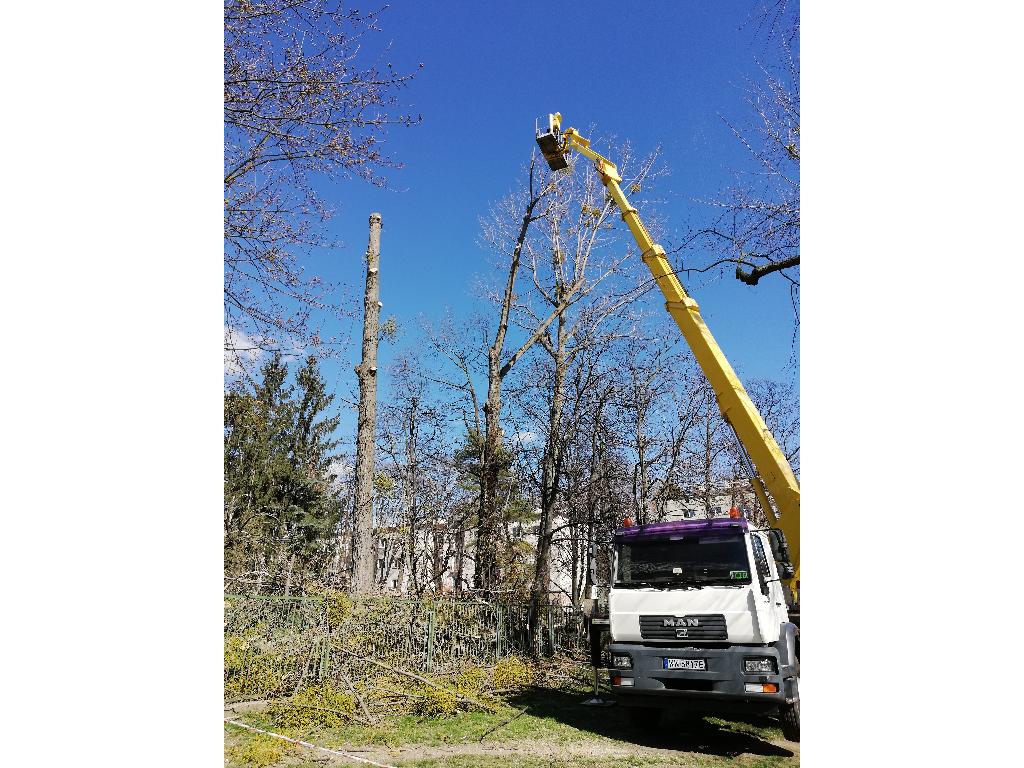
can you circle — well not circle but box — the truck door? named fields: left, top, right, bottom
left=750, top=532, right=788, bottom=635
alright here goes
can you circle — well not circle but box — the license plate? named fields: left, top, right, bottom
left=664, top=658, right=706, bottom=670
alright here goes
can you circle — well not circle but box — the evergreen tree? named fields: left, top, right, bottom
left=285, top=356, right=342, bottom=567
left=224, top=354, right=293, bottom=562
left=224, top=354, right=341, bottom=593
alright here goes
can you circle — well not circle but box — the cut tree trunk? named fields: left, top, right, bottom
left=350, top=212, right=382, bottom=595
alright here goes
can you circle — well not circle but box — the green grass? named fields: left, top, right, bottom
left=224, top=727, right=296, bottom=768
left=225, top=683, right=798, bottom=768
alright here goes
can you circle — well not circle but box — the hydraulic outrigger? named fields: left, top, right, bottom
left=536, top=113, right=800, bottom=596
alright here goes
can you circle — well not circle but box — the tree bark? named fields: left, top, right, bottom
left=431, top=527, right=444, bottom=591
left=454, top=522, right=466, bottom=596
left=404, top=398, right=419, bottom=595
left=350, top=212, right=382, bottom=595
left=475, top=181, right=538, bottom=595
left=736, top=255, right=800, bottom=285
left=283, top=551, right=296, bottom=597
left=636, top=413, right=650, bottom=525
left=476, top=357, right=503, bottom=595
left=530, top=310, right=568, bottom=654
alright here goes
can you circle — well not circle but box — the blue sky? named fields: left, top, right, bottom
left=262, top=0, right=799, bottom=436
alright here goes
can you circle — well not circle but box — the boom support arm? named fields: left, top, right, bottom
left=537, top=113, right=801, bottom=590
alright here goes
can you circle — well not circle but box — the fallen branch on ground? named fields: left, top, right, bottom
left=332, top=644, right=499, bottom=712
left=341, top=668, right=377, bottom=725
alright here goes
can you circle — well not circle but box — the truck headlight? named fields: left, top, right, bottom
left=743, top=657, right=777, bottom=674
left=612, top=653, right=633, bottom=669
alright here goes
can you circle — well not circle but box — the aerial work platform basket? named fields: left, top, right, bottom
left=535, top=112, right=569, bottom=170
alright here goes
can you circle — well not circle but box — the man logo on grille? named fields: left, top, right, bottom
left=662, top=617, right=700, bottom=628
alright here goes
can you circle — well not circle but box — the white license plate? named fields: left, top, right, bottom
left=664, top=658, right=706, bottom=670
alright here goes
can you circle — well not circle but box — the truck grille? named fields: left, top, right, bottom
left=639, top=614, right=727, bottom=641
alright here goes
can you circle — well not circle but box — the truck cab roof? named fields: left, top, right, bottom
left=614, top=517, right=749, bottom=543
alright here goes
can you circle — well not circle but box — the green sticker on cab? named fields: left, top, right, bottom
left=730, top=570, right=748, bottom=579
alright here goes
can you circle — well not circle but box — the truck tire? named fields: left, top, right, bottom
left=779, top=700, right=799, bottom=742
left=627, top=706, right=663, bottom=728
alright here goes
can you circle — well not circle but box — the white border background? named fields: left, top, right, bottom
left=2, top=2, right=1020, bottom=765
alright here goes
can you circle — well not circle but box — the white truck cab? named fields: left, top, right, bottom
left=605, top=515, right=799, bottom=740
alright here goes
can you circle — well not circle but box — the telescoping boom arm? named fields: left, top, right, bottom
left=536, top=113, right=801, bottom=590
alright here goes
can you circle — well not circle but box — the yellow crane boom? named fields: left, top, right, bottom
left=536, top=113, right=800, bottom=593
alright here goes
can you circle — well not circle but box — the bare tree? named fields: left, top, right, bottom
left=748, top=378, right=800, bottom=474
left=377, top=353, right=459, bottom=595
left=685, top=382, right=735, bottom=514
left=683, top=6, right=800, bottom=294
left=418, top=312, right=492, bottom=595
left=420, top=310, right=489, bottom=445
left=608, top=336, right=704, bottom=525
left=224, top=0, right=420, bottom=368
left=729, top=377, right=800, bottom=524
left=522, top=332, right=619, bottom=609
left=509, top=141, right=662, bottom=649
left=472, top=157, right=568, bottom=596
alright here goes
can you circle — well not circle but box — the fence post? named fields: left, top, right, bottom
left=495, top=605, right=503, bottom=658
left=318, top=600, right=330, bottom=680
left=425, top=610, right=436, bottom=672
left=318, top=638, right=329, bottom=681
left=547, top=606, right=555, bottom=656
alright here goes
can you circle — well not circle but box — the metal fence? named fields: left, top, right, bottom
left=223, top=594, right=587, bottom=701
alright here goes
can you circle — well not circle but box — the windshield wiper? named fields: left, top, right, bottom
left=655, top=579, right=708, bottom=589
left=619, top=576, right=746, bottom=589
left=615, top=580, right=695, bottom=590
left=626, top=578, right=704, bottom=589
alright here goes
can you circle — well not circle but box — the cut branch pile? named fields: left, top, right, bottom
left=224, top=593, right=590, bottom=729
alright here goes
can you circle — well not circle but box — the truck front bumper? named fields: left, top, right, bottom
left=607, top=642, right=798, bottom=714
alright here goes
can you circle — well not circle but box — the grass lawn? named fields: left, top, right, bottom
left=224, top=683, right=798, bottom=768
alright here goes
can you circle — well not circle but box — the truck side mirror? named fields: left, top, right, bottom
left=778, top=562, right=796, bottom=579
left=768, top=528, right=793, bottom=567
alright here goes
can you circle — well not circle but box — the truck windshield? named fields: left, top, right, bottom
left=615, top=534, right=752, bottom=587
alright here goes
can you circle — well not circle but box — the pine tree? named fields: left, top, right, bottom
left=224, top=354, right=341, bottom=593
left=284, top=356, right=342, bottom=585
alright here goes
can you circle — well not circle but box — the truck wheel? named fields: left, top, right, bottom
left=779, top=700, right=799, bottom=742
left=627, top=707, right=663, bottom=727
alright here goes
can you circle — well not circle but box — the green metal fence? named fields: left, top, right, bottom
left=223, top=594, right=587, bottom=702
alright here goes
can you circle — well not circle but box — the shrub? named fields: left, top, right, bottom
left=455, top=665, right=487, bottom=697
left=410, top=681, right=459, bottom=718
left=493, top=655, right=534, bottom=691
left=225, top=731, right=289, bottom=768
left=268, top=682, right=357, bottom=729
left=324, top=590, right=353, bottom=628
left=224, top=636, right=289, bottom=699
